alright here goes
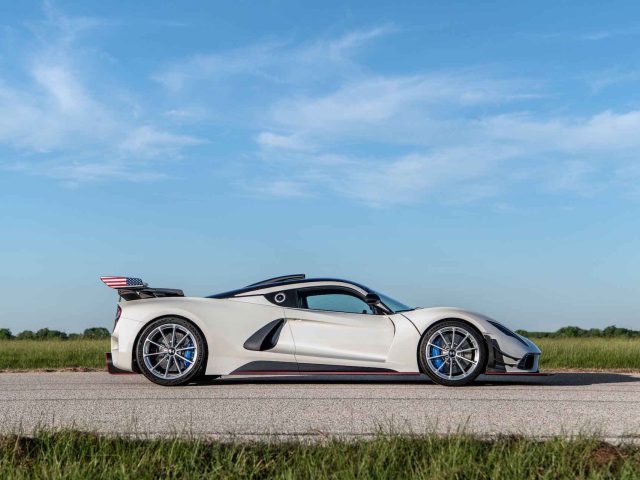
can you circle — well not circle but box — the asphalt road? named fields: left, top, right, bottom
left=1, top=372, right=639, bottom=441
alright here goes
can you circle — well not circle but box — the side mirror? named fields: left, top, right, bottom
left=364, top=293, right=381, bottom=306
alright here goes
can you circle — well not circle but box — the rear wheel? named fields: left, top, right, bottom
left=418, top=320, right=487, bottom=386
left=136, top=317, right=207, bottom=386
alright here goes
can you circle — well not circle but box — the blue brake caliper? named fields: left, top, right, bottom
left=430, top=337, right=444, bottom=369
left=182, top=338, right=195, bottom=369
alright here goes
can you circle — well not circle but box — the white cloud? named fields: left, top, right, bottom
left=0, top=4, right=202, bottom=183
left=153, top=25, right=394, bottom=93
left=0, top=62, right=118, bottom=152
left=301, top=25, right=396, bottom=63
left=266, top=74, right=533, bottom=148
left=483, top=110, right=640, bottom=152
left=256, top=132, right=312, bottom=151
left=6, top=159, right=171, bottom=185
left=581, top=31, right=613, bottom=41
left=240, top=178, right=313, bottom=198
left=153, top=43, right=280, bottom=92
left=526, top=26, right=640, bottom=42
left=579, top=26, right=640, bottom=41
left=2, top=7, right=638, bottom=206
left=120, top=126, right=203, bottom=158
left=33, top=64, right=88, bottom=113
left=163, top=106, right=208, bottom=122
left=545, top=160, right=601, bottom=195
left=254, top=145, right=519, bottom=207
left=585, top=69, right=640, bottom=92
left=249, top=72, right=640, bottom=204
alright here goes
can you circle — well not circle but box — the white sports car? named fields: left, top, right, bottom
left=102, top=274, right=542, bottom=387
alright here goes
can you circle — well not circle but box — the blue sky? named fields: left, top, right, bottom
left=1, top=1, right=639, bottom=333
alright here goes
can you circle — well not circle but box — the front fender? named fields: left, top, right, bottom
left=401, top=307, right=494, bottom=336
left=401, top=307, right=541, bottom=372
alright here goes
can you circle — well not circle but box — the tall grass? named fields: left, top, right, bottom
left=0, top=337, right=638, bottom=371
left=0, top=339, right=109, bottom=370
left=0, top=430, right=638, bottom=479
left=534, top=337, right=640, bottom=370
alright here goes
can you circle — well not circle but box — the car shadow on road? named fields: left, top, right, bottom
left=190, top=372, right=640, bottom=387
left=477, top=372, right=640, bottom=387
left=195, top=374, right=429, bottom=386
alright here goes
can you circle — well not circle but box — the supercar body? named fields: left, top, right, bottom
left=102, top=274, right=541, bottom=387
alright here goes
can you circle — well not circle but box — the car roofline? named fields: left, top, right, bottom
left=208, top=277, right=374, bottom=299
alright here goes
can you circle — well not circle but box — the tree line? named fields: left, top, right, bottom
left=1, top=325, right=638, bottom=341
left=0, top=327, right=110, bottom=340
left=515, top=325, right=640, bottom=338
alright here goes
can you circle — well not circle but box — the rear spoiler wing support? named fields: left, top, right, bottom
left=117, top=287, right=184, bottom=301
left=100, top=276, right=184, bottom=301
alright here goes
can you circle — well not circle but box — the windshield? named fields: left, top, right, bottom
left=376, top=292, right=414, bottom=313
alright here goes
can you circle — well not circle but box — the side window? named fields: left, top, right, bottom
left=302, top=291, right=373, bottom=314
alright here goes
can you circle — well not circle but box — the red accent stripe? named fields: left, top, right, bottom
left=484, top=372, right=551, bottom=376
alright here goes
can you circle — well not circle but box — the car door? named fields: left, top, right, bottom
left=284, top=287, right=396, bottom=367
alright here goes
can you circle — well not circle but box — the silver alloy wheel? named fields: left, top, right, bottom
left=142, top=323, right=198, bottom=380
left=425, top=326, right=480, bottom=381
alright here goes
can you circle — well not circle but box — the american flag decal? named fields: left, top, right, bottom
left=100, top=276, right=145, bottom=288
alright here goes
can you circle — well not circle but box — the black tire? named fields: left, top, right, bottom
left=136, top=317, right=207, bottom=386
left=418, top=319, right=487, bottom=387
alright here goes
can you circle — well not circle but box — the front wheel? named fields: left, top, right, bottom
left=136, top=317, right=207, bottom=386
left=418, top=320, right=487, bottom=386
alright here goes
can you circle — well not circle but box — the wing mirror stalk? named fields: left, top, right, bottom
left=365, top=293, right=391, bottom=314
left=365, top=293, right=381, bottom=305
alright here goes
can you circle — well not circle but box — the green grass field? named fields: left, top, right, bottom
left=0, top=339, right=109, bottom=370
left=534, top=337, right=640, bottom=370
left=0, top=337, right=638, bottom=371
left=0, top=430, right=637, bottom=479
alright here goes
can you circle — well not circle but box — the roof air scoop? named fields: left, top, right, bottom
left=246, top=274, right=306, bottom=287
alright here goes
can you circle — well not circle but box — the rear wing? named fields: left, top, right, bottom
left=100, top=276, right=184, bottom=301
